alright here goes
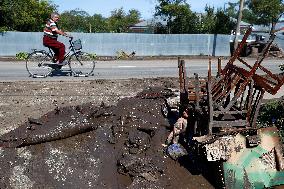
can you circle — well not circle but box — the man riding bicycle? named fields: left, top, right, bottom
left=43, top=12, right=72, bottom=66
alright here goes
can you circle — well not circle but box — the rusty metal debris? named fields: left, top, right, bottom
left=174, top=27, right=284, bottom=188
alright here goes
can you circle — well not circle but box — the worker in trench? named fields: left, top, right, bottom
left=163, top=107, right=189, bottom=147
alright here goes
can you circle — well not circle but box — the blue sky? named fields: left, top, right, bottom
left=51, top=0, right=237, bottom=19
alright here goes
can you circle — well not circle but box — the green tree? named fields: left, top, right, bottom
left=107, top=8, right=127, bottom=33
left=225, top=1, right=264, bottom=25
left=60, top=9, right=90, bottom=32
left=155, top=0, right=198, bottom=34
left=0, top=0, right=56, bottom=31
left=199, top=5, right=216, bottom=33
left=199, top=6, right=234, bottom=34
left=225, top=2, right=239, bottom=19
left=87, top=14, right=109, bottom=33
left=107, top=8, right=140, bottom=33
left=168, top=4, right=199, bottom=33
left=214, top=9, right=235, bottom=34
left=154, top=22, right=168, bottom=34
left=258, top=100, right=284, bottom=131
left=126, top=9, right=141, bottom=26
left=248, top=0, right=284, bottom=32
left=240, top=1, right=259, bottom=25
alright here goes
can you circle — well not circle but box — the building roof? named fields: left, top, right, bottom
left=130, top=17, right=167, bottom=27
left=131, top=16, right=284, bottom=33
left=252, top=21, right=284, bottom=32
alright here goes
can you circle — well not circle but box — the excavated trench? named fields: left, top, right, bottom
left=0, top=87, right=214, bottom=189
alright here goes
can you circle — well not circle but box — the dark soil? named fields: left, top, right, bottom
left=0, top=79, right=214, bottom=189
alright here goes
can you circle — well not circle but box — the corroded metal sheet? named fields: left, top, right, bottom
left=203, top=136, right=236, bottom=161
left=223, top=127, right=284, bottom=188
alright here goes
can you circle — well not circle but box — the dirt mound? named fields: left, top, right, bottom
left=0, top=87, right=213, bottom=189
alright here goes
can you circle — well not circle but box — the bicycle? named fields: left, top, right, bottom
left=26, top=37, right=96, bottom=78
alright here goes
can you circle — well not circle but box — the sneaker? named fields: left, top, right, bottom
left=58, top=60, right=68, bottom=66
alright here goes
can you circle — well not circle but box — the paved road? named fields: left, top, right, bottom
left=0, top=58, right=283, bottom=81
left=0, top=57, right=283, bottom=99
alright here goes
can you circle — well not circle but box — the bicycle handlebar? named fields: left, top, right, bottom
left=68, top=36, right=73, bottom=43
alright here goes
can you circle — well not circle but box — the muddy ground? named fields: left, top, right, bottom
left=0, top=78, right=215, bottom=189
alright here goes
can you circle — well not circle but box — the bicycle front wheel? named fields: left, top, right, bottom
left=69, top=52, right=96, bottom=77
left=26, top=51, right=53, bottom=77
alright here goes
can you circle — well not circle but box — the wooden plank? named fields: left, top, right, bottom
left=178, top=58, right=186, bottom=93
left=212, top=120, right=248, bottom=127
left=213, top=110, right=247, bottom=116
left=194, top=73, right=200, bottom=109
left=207, top=72, right=213, bottom=135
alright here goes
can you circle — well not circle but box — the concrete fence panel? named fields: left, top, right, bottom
left=0, top=31, right=232, bottom=56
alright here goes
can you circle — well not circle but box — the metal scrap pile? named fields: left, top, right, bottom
left=269, top=43, right=284, bottom=57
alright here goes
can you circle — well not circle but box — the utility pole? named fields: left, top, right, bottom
left=233, top=0, right=245, bottom=52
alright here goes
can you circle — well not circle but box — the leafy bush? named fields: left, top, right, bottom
left=258, top=100, right=284, bottom=138
left=89, top=53, right=97, bottom=59
left=16, top=52, right=28, bottom=60
left=0, top=27, right=8, bottom=33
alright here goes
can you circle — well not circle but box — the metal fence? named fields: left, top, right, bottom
left=0, top=31, right=238, bottom=57
left=4, top=32, right=284, bottom=57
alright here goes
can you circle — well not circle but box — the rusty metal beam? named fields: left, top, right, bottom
left=221, top=26, right=252, bottom=75
left=217, top=57, right=222, bottom=77
left=178, top=58, right=186, bottom=93
left=207, top=59, right=213, bottom=135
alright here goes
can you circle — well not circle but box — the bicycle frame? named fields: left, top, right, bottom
left=26, top=37, right=95, bottom=78
left=46, top=37, right=80, bottom=62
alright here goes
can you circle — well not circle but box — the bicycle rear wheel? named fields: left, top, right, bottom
left=26, top=51, right=53, bottom=77
left=69, top=52, right=96, bottom=77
